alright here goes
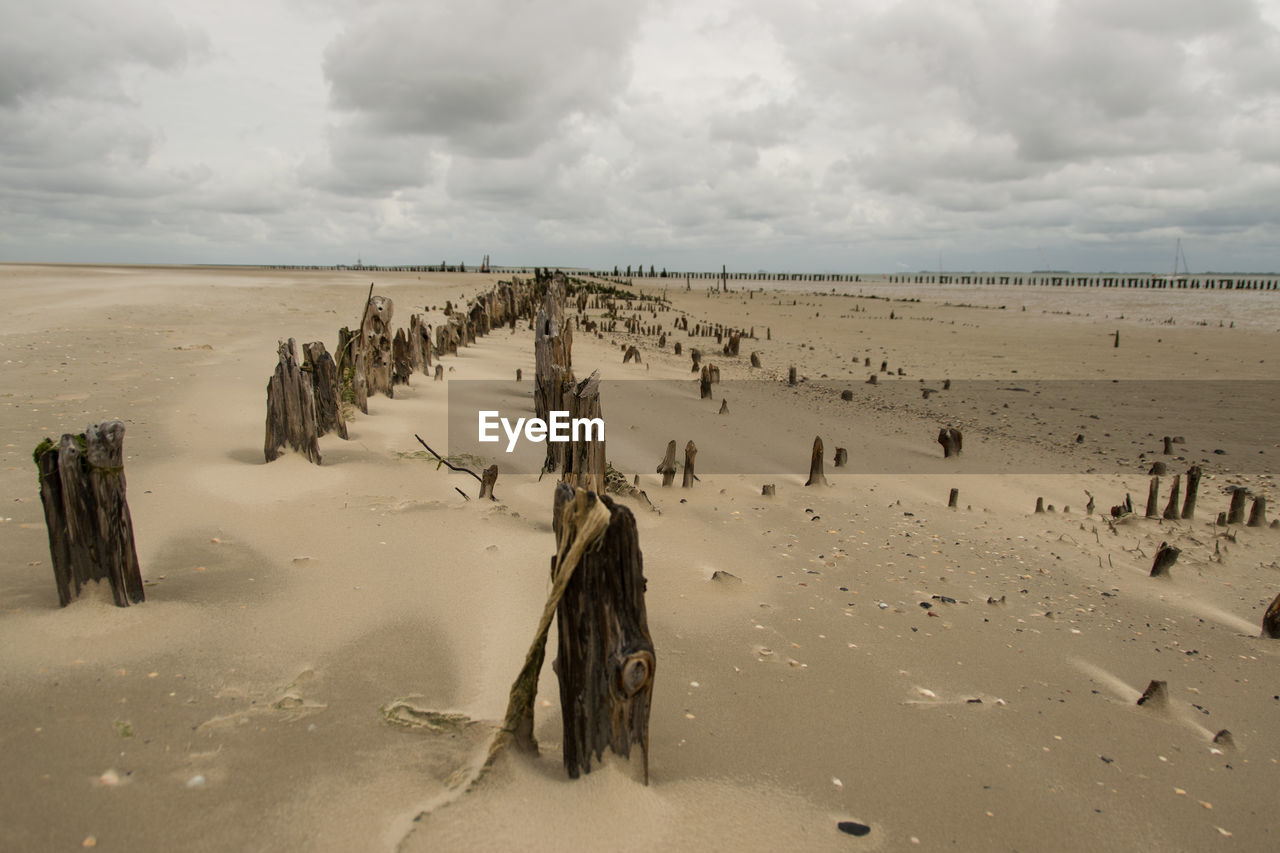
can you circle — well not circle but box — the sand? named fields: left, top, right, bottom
left=1, top=263, right=1277, bottom=851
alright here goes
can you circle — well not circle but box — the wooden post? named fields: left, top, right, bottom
left=788, top=366, right=797, bottom=386
left=265, top=338, right=322, bottom=464
left=943, top=379, right=951, bottom=390
left=1035, top=497, right=1045, bottom=513
left=1227, top=488, right=1248, bottom=524
left=1150, top=542, right=1179, bottom=577
left=750, top=352, right=761, bottom=368
left=1163, top=475, right=1181, bottom=520
left=479, top=464, right=499, bottom=500
left=718, top=398, right=729, bottom=414
left=1181, top=465, right=1201, bottom=519
left=1145, top=476, right=1160, bottom=518
left=434, top=364, right=444, bottom=381
left=516, top=368, right=522, bottom=382
left=656, top=440, right=677, bottom=487
left=535, top=278, right=574, bottom=476
left=699, top=365, right=712, bottom=399
left=937, top=427, right=962, bottom=458
left=1162, top=436, right=1172, bottom=455
left=564, top=371, right=605, bottom=495
left=866, top=374, right=878, bottom=385
left=805, top=436, right=827, bottom=487
left=674, top=342, right=682, bottom=357
left=1262, top=592, right=1280, bottom=639
left=762, top=484, right=775, bottom=496
left=33, top=422, right=145, bottom=607
left=392, top=328, right=412, bottom=387
left=834, top=447, right=847, bottom=467
left=948, top=488, right=959, bottom=508
left=1248, top=496, right=1268, bottom=527
left=362, top=295, right=396, bottom=399
left=623, top=345, right=641, bottom=364
left=681, top=441, right=697, bottom=488
left=552, top=485, right=655, bottom=782
left=303, top=341, right=348, bottom=440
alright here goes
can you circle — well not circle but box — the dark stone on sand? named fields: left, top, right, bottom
left=837, top=821, right=871, bottom=837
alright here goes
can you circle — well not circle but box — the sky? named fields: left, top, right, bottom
left=2, top=0, right=1279, bottom=273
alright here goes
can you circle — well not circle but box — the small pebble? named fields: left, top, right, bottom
left=186, top=775, right=206, bottom=789
left=98, top=770, right=119, bottom=787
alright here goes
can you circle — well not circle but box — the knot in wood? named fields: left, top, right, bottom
left=617, top=650, right=655, bottom=698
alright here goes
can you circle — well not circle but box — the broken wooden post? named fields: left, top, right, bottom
left=33, top=421, right=145, bottom=607
left=265, top=338, right=322, bottom=464
left=361, top=294, right=396, bottom=399
left=1145, top=476, right=1160, bottom=518
left=866, top=374, right=878, bottom=385
left=563, top=371, right=605, bottom=495
left=623, top=345, right=641, bottom=364
left=408, top=313, right=432, bottom=375
left=1227, top=488, right=1248, bottom=524
left=1162, top=435, right=1172, bottom=455
left=551, top=485, right=654, bottom=782
left=718, top=398, right=729, bottom=415
left=880, top=360, right=888, bottom=372
left=479, top=464, right=499, bottom=500
left=516, top=368, right=522, bottom=382
left=937, top=427, right=962, bottom=458
left=1181, top=465, right=1201, bottom=519
left=1163, top=475, right=1181, bottom=520
left=762, top=484, right=775, bottom=497
left=1248, top=496, right=1268, bottom=527
left=434, top=364, right=444, bottom=381
left=1261, top=591, right=1280, bottom=639
left=302, top=341, right=348, bottom=440
left=674, top=342, right=682, bottom=357
left=805, top=436, right=827, bottom=487
left=681, top=441, right=697, bottom=488
left=1150, top=542, right=1180, bottom=577
left=535, top=279, right=574, bottom=476
left=788, top=366, right=797, bottom=386
left=392, top=328, right=412, bottom=388
left=948, top=488, right=959, bottom=508
left=656, top=440, right=677, bottom=487
left=834, top=447, right=847, bottom=467
left=1035, top=497, right=1045, bottom=513
left=699, top=365, right=712, bottom=399
left=708, top=364, right=720, bottom=384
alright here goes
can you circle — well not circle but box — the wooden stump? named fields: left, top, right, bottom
left=937, top=427, right=962, bottom=458
left=788, top=366, right=797, bottom=386
left=674, top=342, right=682, bottom=357
left=762, top=484, right=775, bottom=497
left=1181, top=465, right=1201, bottom=519
left=1145, top=476, right=1160, bottom=518
left=33, top=421, right=145, bottom=607
left=1261, top=591, right=1280, bottom=639
left=564, top=371, right=605, bottom=495
left=699, top=365, right=712, bottom=399
left=948, top=488, right=959, bottom=508
left=479, top=464, right=499, bottom=500
left=551, top=485, right=654, bottom=782
left=805, top=436, right=827, bottom=487
left=265, top=338, right=322, bottom=464
left=302, top=341, right=347, bottom=440
left=1248, top=496, right=1267, bottom=527
left=1035, top=497, right=1045, bottom=513
left=1150, top=542, right=1180, bottom=577
left=834, top=447, right=847, bottom=467
left=1227, top=488, right=1248, bottom=524
left=681, top=441, right=697, bottom=489
left=1163, top=476, right=1181, bottom=520
left=656, top=440, right=677, bottom=487
left=866, top=374, right=878, bottom=385
left=362, top=295, right=396, bottom=399
left=1162, top=435, right=1172, bottom=455
left=880, top=360, right=888, bottom=373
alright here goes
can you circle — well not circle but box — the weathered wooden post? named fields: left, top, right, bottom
left=681, top=441, right=697, bottom=488
left=788, top=366, right=797, bottom=386
left=362, top=295, right=396, bottom=399
left=718, top=398, right=729, bottom=414
left=762, top=484, right=775, bottom=496
left=750, top=352, right=761, bottom=368
left=265, top=338, right=322, bottom=464
left=551, top=485, right=654, bottom=781
left=1035, top=497, right=1045, bottom=513
left=656, top=440, right=677, bottom=487
left=866, top=374, right=878, bottom=385
left=1262, top=592, right=1280, bottom=639
left=834, top=447, right=847, bottom=467
left=479, top=464, right=499, bottom=500
left=1162, top=436, right=1172, bottom=455
left=302, top=341, right=347, bottom=440
left=33, top=421, right=145, bottom=607
left=408, top=313, right=433, bottom=375
left=1163, top=476, right=1181, bottom=520
left=937, top=427, right=962, bottom=458
left=1150, top=542, right=1180, bottom=577
left=805, top=436, right=828, bottom=487
left=1227, top=488, right=1248, bottom=524
left=948, top=488, right=959, bottom=508
left=699, top=365, right=712, bottom=399
left=434, top=364, right=444, bottom=381
left=623, top=345, right=641, bottom=364
left=674, top=342, right=682, bottom=356
left=1181, top=465, right=1201, bottom=519
left=1145, top=476, right=1160, bottom=518
left=535, top=278, right=574, bottom=476
left=563, top=371, right=606, bottom=495
left=392, top=328, right=412, bottom=388
left=1248, top=496, right=1268, bottom=527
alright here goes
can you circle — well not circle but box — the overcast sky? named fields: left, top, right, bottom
left=3, top=0, right=1279, bottom=272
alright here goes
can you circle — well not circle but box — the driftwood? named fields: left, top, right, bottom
left=937, top=427, right=962, bottom=458
left=1145, top=476, right=1160, bottom=518
left=1150, top=542, right=1180, bottom=577
left=265, top=338, right=321, bottom=464
left=1182, top=465, right=1201, bottom=519
left=1248, top=496, right=1268, bottom=527
left=552, top=485, right=655, bottom=782
left=1227, top=488, right=1248, bottom=524
left=1262, top=592, right=1280, bottom=639
left=564, top=371, right=605, bottom=495
left=34, top=421, right=145, bottom=607
left=805, top=436, right=827, bottom=487
left=681, top=441, right=697, bottom=488
left=1163, top=475, right=1181, bottom=520
left=656, top=440, right=678, bottom=487
left=302, top=341, right=348, bottom=440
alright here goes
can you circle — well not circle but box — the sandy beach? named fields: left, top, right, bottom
left=1, top=263, right=1278, bottom=851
